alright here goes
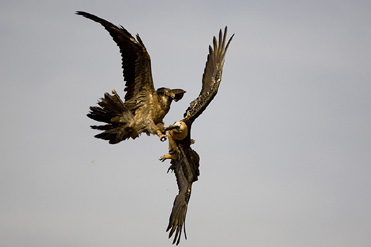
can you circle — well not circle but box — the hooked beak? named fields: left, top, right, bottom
left=170, top=89, right=186, bottom=102
left=165, top=124, right=180, bottom=131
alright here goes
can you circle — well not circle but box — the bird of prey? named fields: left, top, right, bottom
left=160, top=27, right=234, bottom=245
left=77, top=11, right=185, bottom=144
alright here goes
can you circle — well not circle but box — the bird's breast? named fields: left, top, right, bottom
left=150, top=96, right=170, bottom=123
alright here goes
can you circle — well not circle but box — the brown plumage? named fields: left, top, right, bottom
left=78, top=11, right=233, bottom=245
left=77, top=11, right=185, bottom=144
left=161, top=27, right=234, bottom=245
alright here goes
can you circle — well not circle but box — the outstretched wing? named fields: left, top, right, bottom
left=167, top=145, right=200, bottom=245
left=167, top=163, right=190, bottom=245
left=183, top=27, right=234, bottom=125
left=76, top=11, right=155, bottom=101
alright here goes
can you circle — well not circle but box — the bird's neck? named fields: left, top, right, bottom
left=160, top=96, right=172, bottom=112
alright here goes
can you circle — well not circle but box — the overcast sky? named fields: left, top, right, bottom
left=1, top=0, right=371, bottom=246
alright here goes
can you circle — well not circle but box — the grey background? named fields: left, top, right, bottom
left=1, top=0, right=370, bottom=246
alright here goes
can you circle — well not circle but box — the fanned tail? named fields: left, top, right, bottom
left=87, top=90, right=136, bottom=144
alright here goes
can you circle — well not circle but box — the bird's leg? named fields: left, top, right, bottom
left=159, top=131, right=179, bottom=161
left=155, top=122, right=167, bottom=142
left=156, top=128, right=167, bottom=142
left=159, top=148, right=178, bottom=162
left=159, top=131, right=167, bottom=142
left=159, top=154, right=172, bottom=162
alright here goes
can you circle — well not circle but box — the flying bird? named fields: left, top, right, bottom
left=160, top=27, right=234, bottom=245
left=77, top=11, right=185, bottom=144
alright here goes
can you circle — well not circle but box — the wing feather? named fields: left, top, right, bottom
left=184, top=27, right=234, bottom=124
left=76, top=11, right=155, bottom=101
left=167, top=145, right=200, bottom=245
left=166, top=163, right=189, bottom=245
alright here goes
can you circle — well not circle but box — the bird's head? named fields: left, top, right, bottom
left=165, top=121, right=188, bottom=140
left=157, top=88, right=186, bottom=102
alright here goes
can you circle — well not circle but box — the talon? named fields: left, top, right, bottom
left=160, top=154, right=171, bottom=162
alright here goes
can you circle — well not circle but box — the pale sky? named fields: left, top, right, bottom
left=1, top=0, right=371, bottom=246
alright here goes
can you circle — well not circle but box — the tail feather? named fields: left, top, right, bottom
left=91, top=124, right=115, bottom=131
left=98, top=91, right=127, bottom=113
left=87, top=90, right=136, bottom=144
left=94, top=127, right=134, bottom=144
left=87, top=106, right=113, bottom=123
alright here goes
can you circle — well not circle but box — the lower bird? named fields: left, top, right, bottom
left=160, top=27, right=234, bottom=245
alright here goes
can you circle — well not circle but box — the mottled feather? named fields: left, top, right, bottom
left=167, top=143, right=200, bottom=245
left=184, top=27, right=234, bottom=125
left=76, top=11, right=155, bottom=101
left=78, top=11, right=185, bottom=144
left=165, top=27, right=233, bottom=245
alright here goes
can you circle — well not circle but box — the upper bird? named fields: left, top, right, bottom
left=77, top=11, right=185, bottom=144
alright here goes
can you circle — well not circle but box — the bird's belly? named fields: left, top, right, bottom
left=151, top=108, right=167, bottom=124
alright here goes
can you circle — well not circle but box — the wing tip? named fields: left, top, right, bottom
left=213, top=26, right=234, bottom=52
left=75, top=10, right=92, bottom=18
